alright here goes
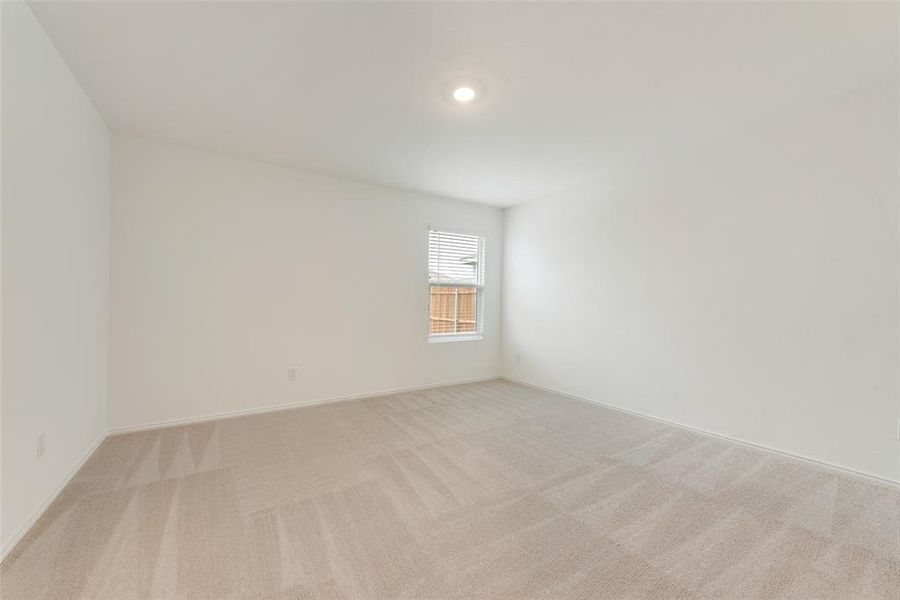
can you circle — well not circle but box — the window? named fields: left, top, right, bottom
left=428, top=229, right=485, bottom=340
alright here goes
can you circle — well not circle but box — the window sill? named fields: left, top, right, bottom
left=428, top=334, right=484, bottom=344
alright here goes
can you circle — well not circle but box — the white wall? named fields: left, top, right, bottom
left=2, top=1, right=110, bottom=553
left=503, top=83, right=900, bottom=482
left=110, top=135, right=502, bottom=430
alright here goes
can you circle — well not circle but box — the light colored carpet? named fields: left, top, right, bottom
left=2, top=379, right=898, bottom=599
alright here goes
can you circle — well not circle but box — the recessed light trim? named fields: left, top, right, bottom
left=452, top=86, right=476, bottom=103
left=443, top=79, right=485, bottom=106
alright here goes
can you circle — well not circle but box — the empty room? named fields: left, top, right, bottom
left=1, top=1, right=898, bottom=598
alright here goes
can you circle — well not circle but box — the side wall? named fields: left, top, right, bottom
left=109, top=135, right=503, bottom=430
left=503, top=83, right=900, bottom=482
left=2, top=1, right=111, bottom=553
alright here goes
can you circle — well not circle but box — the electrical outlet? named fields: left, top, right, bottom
left=288, top=367, right=299, bottom=382
left=37, top=433, right=45, bottom=459
left=515, top=353, right=522, bottom=364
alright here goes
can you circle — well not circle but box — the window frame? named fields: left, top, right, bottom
left=427, top=227, right=486, bottom=343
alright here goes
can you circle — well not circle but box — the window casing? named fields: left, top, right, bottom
left=428, top=229, right=485, bottom=340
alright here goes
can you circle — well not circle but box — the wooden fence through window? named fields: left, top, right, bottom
left=430, top=286, right=477, bottom=334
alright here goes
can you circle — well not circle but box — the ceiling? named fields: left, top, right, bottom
left=29, top=1, right=898, bottom=206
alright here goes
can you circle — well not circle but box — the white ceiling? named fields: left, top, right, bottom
left=29, top=1, right=898, bottom=206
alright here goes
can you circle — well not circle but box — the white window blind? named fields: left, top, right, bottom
left=428, top=230, right=485, bottom=338
left=428, top=230, right=484, bottom=286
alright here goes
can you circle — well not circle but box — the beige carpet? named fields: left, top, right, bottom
left=1, top=379, right=898, bottom=599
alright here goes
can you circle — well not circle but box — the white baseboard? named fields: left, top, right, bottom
left=504, top=376, right=900, bottom=488
left=108, top=375, right=500, bottom=435
left=1, top=431, right=107, bottom=563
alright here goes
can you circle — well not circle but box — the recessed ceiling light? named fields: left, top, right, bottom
left=452, top=86, right=476, bottom=103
